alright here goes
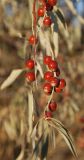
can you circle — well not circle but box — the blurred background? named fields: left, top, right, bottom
left=0, top=0, right=84, bottom=160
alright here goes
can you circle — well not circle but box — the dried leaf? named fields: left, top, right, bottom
left=71, top=100, right=79, bottom=112
left=44, top=31, right=54, bottom=57
left=28, top=89, right=34, bottom=142
left=53, top=30, right=59, bottom=58
left=32, top=132, right=44, bottom=159
left=55, top=8, right=67, bottom=29
left=41, top=135, right=48, bottom=159
left=48, top=118, right=78, bottom=159
left=31, top=120, right=48, bottom=160
left=49, top=128, right=56, bottom=148
left=4, top=121, right=17, bottom=140
left=49, top=12, right=59, bottom=57
left=16, top=149, right=24, bottom=160
left=0, top=69, right=24, bottom=90
left=38, top=28, right=46, bottom=49
left=36, top=60, right=44, bottom=78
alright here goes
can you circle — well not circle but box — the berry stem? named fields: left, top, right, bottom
left=44, top=87, right=54, bottom=113
left=32, top=0, right=38, bottom=85
left=33, top=0, right=37, bottom=35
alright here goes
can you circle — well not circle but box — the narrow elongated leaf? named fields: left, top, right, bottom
left=38, top=28, right=46, bottom=49
left=32, top=132, right=44, bottom=159
left=36, top=60, right=44, bottom=78
left=41, top=135, right=48, bottom=159
left=44, top=31, right=54, bottom=58
left=49, top=128, right=56, bottom=148
left=50, top=12, right=59, bottom=58
left=56, top=9, right=67, bottom=29
left=71, top=100, right=79, bottom=112
left=16, top=149, right=24, bottom=160
left=31, top=122, right=41, bottom=160
left=31, top=120, right=48, bottom=160
left=0, top=69, right=24, bottom=90
left=53, top=31, right=59, bottom=58
left=47, top=118, right=78, bottom=159
left=27, top=89, right=34, bottom=142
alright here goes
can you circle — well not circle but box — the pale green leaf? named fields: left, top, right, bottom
left=0, top=69, right=24, bottom=90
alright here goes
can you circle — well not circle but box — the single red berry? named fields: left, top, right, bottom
left=45, top=111, right=52, bottom=118
left=25, top=72, right=35, bottom=82
left=49, top=77, right=59, bottom=87
left=37, top=7, right=45, bottom=17
left=45, top=2, right=53, bottom=11
left=25, top=59, right=34, bottom=69
left=48, top=101, right=57, bottom=112
left=48, top=60, right=58, bottom=71
left=54, top=86, right=62, bottom=93
left=29, top=35, right=37, bottom=45
left=43, top=16, right=52, bottom=27
left=56, top=68, right=60, bottom=77
left=43, top=56, right=52, bottom=65
left=79, top=117, right=84, bottom=123
left=48, top=0, right=57, bottom=6
left=59, top=79, right=66, bottom=89
left=43, top=82, right=52, bottom=94
left=44, top=71, right=53, bottom=81
left=77, top=137, right=84, bottom=149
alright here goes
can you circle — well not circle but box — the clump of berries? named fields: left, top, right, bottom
left=25, top=59, right=35, bottom=82
left=28, top=0, right=57, bottom=45
left=43, top=55, right=66, bottom=118
left=37, top=0, right=57, bottom=27
left=28, top=0, right=58, bottom=46
left=43, top=55, right=66, bottom=94
left=26, top=0, right=66, bottom=119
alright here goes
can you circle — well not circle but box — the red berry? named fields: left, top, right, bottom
left=48, top=60, right=58, bottom=71
left=79, top=117, right=84, bottom=123
left=49, top=77, right=59, bottom=87
left=45, top=111, right=52, bottom=118
left=43, top=56, right=52, bottom=65
left=45, top=2, right=53, bottom=11
left=54, top=86, right=62, bottom=93
left=56, top=68, right=60, bottom=77
left=59, top=79, right=66, bottom=89
left=25, top=59, right=34, bottom=69
left=29, top=35, right=37, bottom=45
left=44, top=71, right=53, bottom=81
left=43, top=82, right=52, bottom=94
left=48, top=0, right=57, bottom=6
left=37, top=7, right=45, bottom=17
left=48, top=101, right=57, bottom=112
left=43, top=16, right=52, bottom=27
left=77, top=137, right=84, bottom=149
left=25, top=72, right=35, bottom=82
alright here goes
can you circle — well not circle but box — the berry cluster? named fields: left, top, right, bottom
left=38, top=0, right=57, bottom=26
left=43, top=55, right=66, bottom=95
left=28, top=0, right=58, bottom=46
left=43, top=55, right=66, bottom=118
left=25, top=59, right=35, bottom=82
left=25, top=0, right=66, bottom=120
